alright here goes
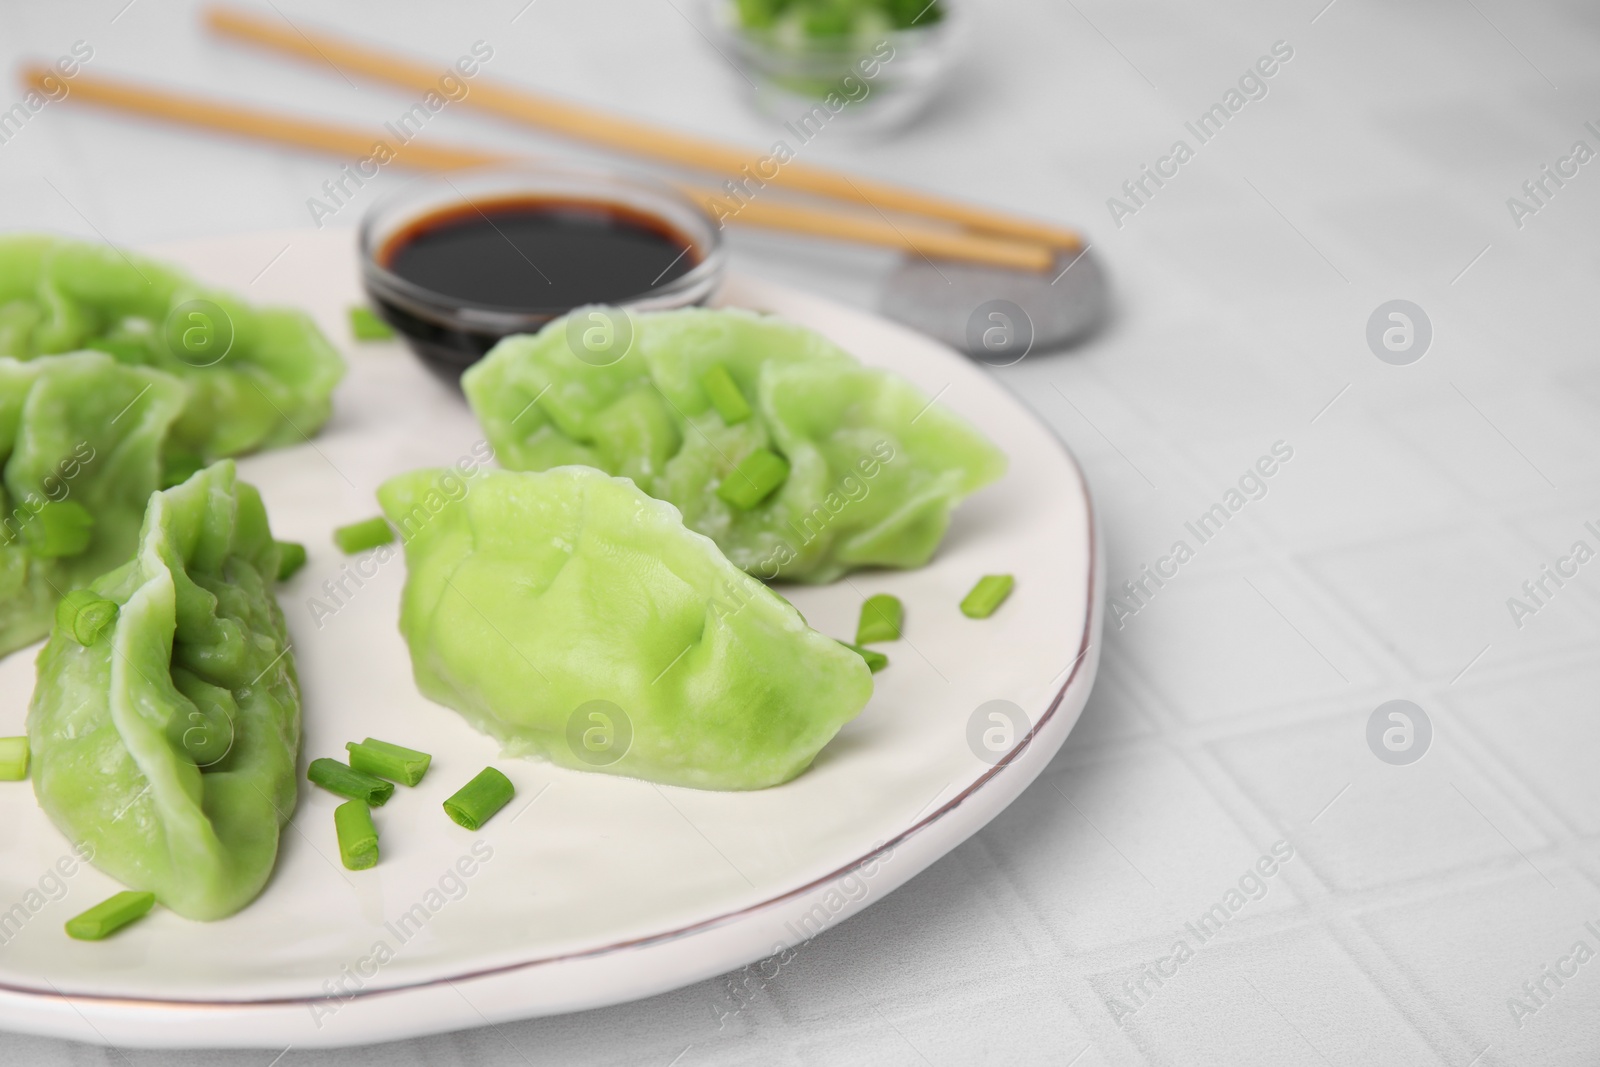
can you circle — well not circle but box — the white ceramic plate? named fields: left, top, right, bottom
left=0, top=230, right=1100, bottom=1048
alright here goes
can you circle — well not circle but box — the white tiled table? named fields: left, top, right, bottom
left=3, top=0, right=1599, bottom=1063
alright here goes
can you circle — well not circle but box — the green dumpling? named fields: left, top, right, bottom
left=377, top=465, right=873, bottom=790
left=0, top=234, right=343, bottom=459
left=0, top=352, right=188, bottom=657
left=461, top=307, right=1006, bottom=583
left=28, top=460, right=300, bottom=921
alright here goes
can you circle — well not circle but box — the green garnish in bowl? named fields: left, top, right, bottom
left=734, top=0, right=945, bottom=36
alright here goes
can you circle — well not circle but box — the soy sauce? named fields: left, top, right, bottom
left=369, top=196, right=703, bottom=380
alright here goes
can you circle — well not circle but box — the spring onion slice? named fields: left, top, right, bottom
left=840, top=641, right=888, bottom=673
left=443, top=767, right=514, bottom=830
left=333, top=516, right=394, bottom=554
left=275, top=540, right=308, bottom=581
left=55, top=590, right=118, bottom=645
left=700, top=364, right=752, bottom=424
left=0, top=736, right=28, bottom=781
left=307, top=757, right=394, bottom=807
left=855, top=594, right=903, bottom=644
left=335, top=800, right=379, bottom=870
left=960, top=575, right=1015, bottom=619
left=349, top=306, right=395, bottom=341
left=716, top=449, right=789, bottom=510
left=65, top=891, right=156, bottom=941
left=346, top=738, right=432, bottom=786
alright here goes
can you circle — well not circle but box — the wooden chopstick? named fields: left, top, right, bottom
left=717, top=197, right=1054, bottom=269
left=22, top=67, right=1056, bottom=271
left=37, top=68, right=512, bottom=172
left=202, top=4, right=1083, bottom=253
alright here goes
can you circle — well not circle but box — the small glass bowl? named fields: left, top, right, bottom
left=359, top=164, right=725, bottom=381
left=707, top=0, right=967, bottom=135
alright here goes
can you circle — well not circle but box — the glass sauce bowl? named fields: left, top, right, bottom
left=360, top=164, right=725, bottom=381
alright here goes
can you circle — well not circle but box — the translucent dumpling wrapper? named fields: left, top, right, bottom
left=0, top=234, right=344, bottom=459
left=377, top=465, right=874, bottom=790
left=462, top=307, right=1006, bottom=583
left=28, top=460, right=300, bottom=921
left=0, top=352, right=188, bottom=657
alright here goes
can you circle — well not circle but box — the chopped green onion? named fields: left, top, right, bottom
left=55, top=590, right=118, bottom=645
left=349, top=306, right=395, bottom=341
left=346, top=738, right=432, bottom=786
left=0, top=736, right=28, bottom=781
left=160, top=453, right=206, bottom=490
left=855, top=594, right=903, bottom=644
left=734, top=0, right=781, bottom=29
left=960, top=574, right=1015, bottom=619
left=275, top=540, right=307, bottom=581
left=333, top=516, right=394, bottom=554
left=23, top=501, right=93, bottom=558
left=700, top=364, right=752, bottom=424
left=65, top=890, right=155, bottom=941
left=802, top=3, right=852, bottom=34
left=716, top=448, right=789, bottom=510
left=841, top=641, right=888, bottom=673
left=86, top=337, right=149, bottom=362
left=443, top=767, right=514, bottom=830
left=335, top=800, right=379, bottom=870
left=307, top=757, right=394, bottom=807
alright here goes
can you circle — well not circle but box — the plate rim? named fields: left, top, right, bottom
left=0, top=542, right=1096, bottom=1011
